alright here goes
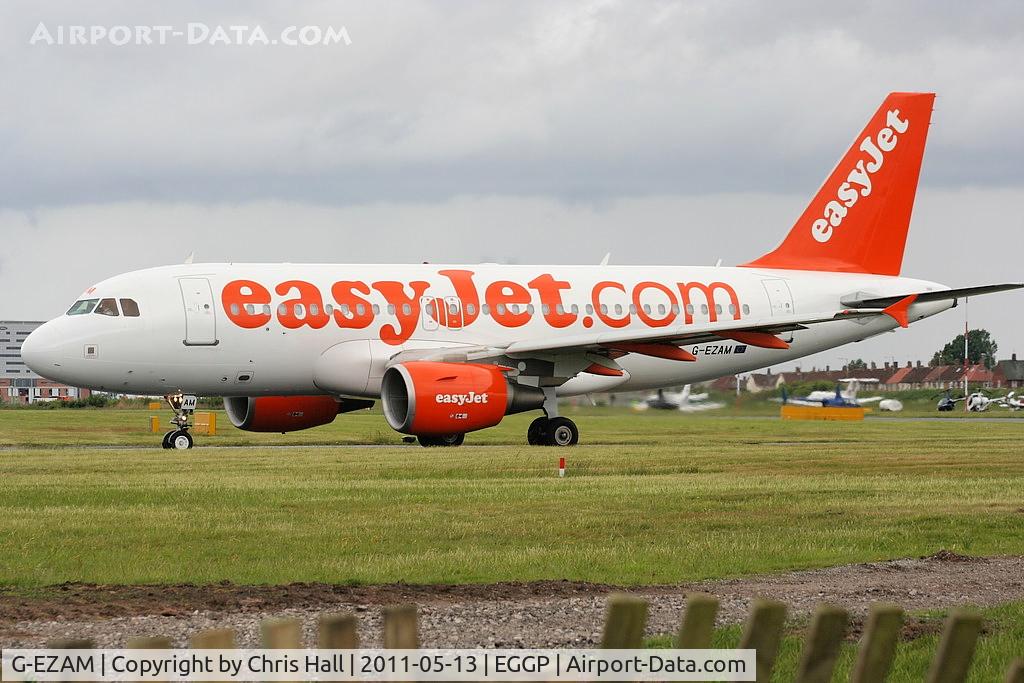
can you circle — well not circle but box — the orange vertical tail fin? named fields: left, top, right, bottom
left=743, top=92, right=935, bottom=276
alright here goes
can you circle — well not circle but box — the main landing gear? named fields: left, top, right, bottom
left=527, top=416, right=579, bottom=446
left=418, top=433, right=465, bottom=447
left=527, top=388, right=579, bottom=446
left=162, top=392, right=197, bottom=450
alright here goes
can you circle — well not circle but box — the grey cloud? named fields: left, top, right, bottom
left=1, top=1, right=1023, bottom=208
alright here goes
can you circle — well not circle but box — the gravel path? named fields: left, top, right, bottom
left=2, top=552, right=1022, bottom=648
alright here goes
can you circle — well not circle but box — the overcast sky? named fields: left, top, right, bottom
left=1, top=0, right=1022, bottom=370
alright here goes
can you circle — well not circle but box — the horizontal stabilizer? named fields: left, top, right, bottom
left=841, top=283, right=1024, bottom=309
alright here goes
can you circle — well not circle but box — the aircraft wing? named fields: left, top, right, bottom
left=840, top=283, right=1024, bottom=309
left=500, top=310, right=876, bottom=356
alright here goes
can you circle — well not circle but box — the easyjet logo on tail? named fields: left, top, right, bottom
left=812, top=109, right=909, bottom=243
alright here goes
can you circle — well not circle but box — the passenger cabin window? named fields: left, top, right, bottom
left=94, top=298, right=119, bottom=316
left=67, top=299, right=99, bottom=315
left=120, top=299, right=140, bottom=317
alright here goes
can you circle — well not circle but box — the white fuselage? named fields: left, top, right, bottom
left=23, top=263, right=954, bottom=398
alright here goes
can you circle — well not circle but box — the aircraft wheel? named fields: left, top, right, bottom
left=170, top=430, right=194, bottom=450
left=527, top=417, right=549, bottom=446
left=161, top=430, right=176, bottom=449
left=544, top=417, right=578, bottom=447
left=418, top=433, right=464, bottom=447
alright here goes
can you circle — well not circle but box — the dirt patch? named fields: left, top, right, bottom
left=2, top=554, right=1022, bottom=648
left=0, top=580, right=616, bottom=623
left=921, top=549, right=984, bottom=562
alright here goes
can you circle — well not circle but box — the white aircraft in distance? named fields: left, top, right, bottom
left=777, top=378, right=902, bottom=411
left=632, top=385, right=725, bottom=412
left=998, top=392, right=1024, bottom=411
left=22, top=92, right=1023, bottom=448
left=798, top=377, right=903, bottom=411
left=802, top=378, right=885, bottom=405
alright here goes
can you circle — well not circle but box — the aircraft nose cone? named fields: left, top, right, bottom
left=21, top=321, right=60, bottom=376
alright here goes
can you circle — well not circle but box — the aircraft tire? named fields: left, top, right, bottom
left=170, top=429, right=194, bottom=450
left=544, top=417, right=578, bottom=447
left=527, top=417, right=548, bottom=446
left=418, top=433, right=464, bottom=447
left=161, top=430, right=176, bottom=449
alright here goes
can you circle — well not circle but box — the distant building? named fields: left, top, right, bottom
left=0, top=320, right=91, bottom=404
left=993, top=354, right=1024, bottom=389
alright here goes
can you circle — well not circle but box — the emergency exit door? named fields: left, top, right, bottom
left=180, top=278, right=218, bottom=346
left=762, top=279, right=794, bottom=317
left=762, top=278, right=795, bottom=342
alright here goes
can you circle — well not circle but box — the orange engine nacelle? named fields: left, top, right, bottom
left=224, top=395, right=343, bottom=432
left=381, top=362, right=545, bottom=436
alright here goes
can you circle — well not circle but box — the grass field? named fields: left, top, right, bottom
left=3, top=408, right=1024, bottom=680
left=1, top=408, right=1023, bottom=586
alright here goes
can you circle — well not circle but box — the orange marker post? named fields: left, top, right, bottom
left=559, top=457, right=565, bottom=478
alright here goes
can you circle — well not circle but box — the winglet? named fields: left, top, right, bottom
left=883, top=294, right=918, bottom=328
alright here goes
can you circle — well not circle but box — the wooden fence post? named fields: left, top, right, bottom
left=261, top=617, right=303, bottom=648
left=739, top=599, right=787, bottom=683
left=191, top=628, right=236, bottom=648
left=794, top=604, right=849, bottom=683
left=318, top=614, right=360, bottom=648
left=601, top=594, right=649, bottom=649
left=850, top=604, right=904, bottom=683
left=383, top=605, right=419, bottom=649
left=47, top=639, right=94, bottom=683
left=126, top=636, right=171, bottom=683
left=261, top=618, right=302, bottom=683
left=190, top=628, right=236, bottom=683
left=127, top=636, right=172, bottom=648
left=1005, top=659, right=1024, bottom=683
left=925, top=608, right=983, bottom=683
left=675, top=593, right=719, bottom=649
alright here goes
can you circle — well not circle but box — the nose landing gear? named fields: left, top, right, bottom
left=162, top=392, right=197, bottom=450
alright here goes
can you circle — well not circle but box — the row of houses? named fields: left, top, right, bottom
left=710, top=354, right=1024, bottom=393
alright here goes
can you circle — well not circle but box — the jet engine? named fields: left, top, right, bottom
left=381, top=361, right=545, bottom=435
left=224, top=395, right=371, bottom=432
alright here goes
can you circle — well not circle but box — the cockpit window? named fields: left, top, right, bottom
left=67, top=299, right=99, bottom=315
left=120, top=298, right=140, bottom=317
left=94, top=298, right=120, bottom=316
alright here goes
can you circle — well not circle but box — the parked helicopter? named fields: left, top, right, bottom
left=935, top=390, right=965, bottom=411
left=938, top=390, right=1009, bottom=412
left=997, top=391, right=1024, bottom=411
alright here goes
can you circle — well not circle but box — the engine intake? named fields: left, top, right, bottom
left=225, top=395, right=371, bottom=432
left=381, top=362, right=545, bottom=435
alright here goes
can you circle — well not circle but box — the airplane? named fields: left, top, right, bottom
left=801, top=378, right=885, bottom=405
left=21, top=92, right=1024, bottom=449
left=780, top=378, right=904, bottom=411
left=632, top=385, right=724, bottom=412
